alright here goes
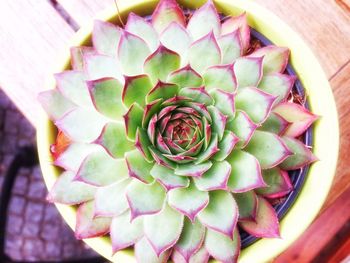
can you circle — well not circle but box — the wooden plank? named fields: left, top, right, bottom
left=0, top=0, right=74, bottom=127
left=58, top=0, right=350, bottom=78
left=274, top=187, right=350, bottom=262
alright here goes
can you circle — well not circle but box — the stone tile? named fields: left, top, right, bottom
left=9, top=195, right=26, bottom=215
left=28, top=179, right=47, bottom=199
left=24, top=202, right=44, bottom=223
left=13, top=174, right=29, bottom=195
left=6, top=214, right=24, bottom=235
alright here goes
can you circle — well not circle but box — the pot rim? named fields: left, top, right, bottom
left=37, top=0, right=339, bottom=262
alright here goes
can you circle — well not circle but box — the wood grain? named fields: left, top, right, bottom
left=0, top=0, right=74, bottom=127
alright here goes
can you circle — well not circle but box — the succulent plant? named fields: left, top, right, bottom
left=39, top=0, right=318, bottom=262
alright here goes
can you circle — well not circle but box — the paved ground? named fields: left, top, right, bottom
left=0, top=89, right=101, bottom=261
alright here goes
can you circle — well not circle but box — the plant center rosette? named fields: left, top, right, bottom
left=38, top=0, right=318, bottom=262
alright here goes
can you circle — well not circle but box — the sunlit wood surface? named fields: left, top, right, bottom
left=0, top=0, right=349, bottom=261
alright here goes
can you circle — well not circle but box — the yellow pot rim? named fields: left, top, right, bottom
left=37, top=0, right=339, bottom=262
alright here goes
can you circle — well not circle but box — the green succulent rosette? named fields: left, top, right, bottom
left=39, top=0, right=318, bottom=262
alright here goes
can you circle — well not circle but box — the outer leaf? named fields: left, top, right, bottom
left=83, top=54, right=123, bottom=83
left=146, top=81, right=179, bottom=103
left=249, top=46, right=290, bottom=74
left=38, top=89, right=76, bottom=121
left=245, top=130, right=292, bottom=169
left=47, top=171, right=96, bottom=205
left=70, top=46, right=95, bottom=71
left=172, top=247, right=210, bottom=263
left=123, top=103, right=143, bottom=141
left=198, top=190, right=238, bottom=238
left=55, top=108, right=107, bottom=143
left=125, top=149, right=154, bottom=183
left=221, top=12, right=250, bottom=51
left=110, top=210, right=143, bottom=253
left=273, top=102, right=318, bottom=137
left=95, top=122, right=134, bottom=158
left=178, top=87, right=213, bottom=106
left=280, top=136, right=318, bottom=170
left=233, top=191, right=258, bottom=221
left=94, top=178, right=131, bottom=217
left=160, top=22, right=192, bottom=62
left=175, top=218, right=206, bottom=262
left=55, top=71, right=91, bottom=107
left=87, top=77, right=125, bottom=119
left=92, top=20, right=121, bottom=57
left=150, top=164, right=190, bottom=191
left=259, top=112, right=290, bottom=135
left=167, top=64, right=203, bottom=87
left=144, top=45, right=181, bottom=84
left=205, top=229, right=240, bottom=263
left=135, top=237, right=171, bottom=263
left=175, top=161, right=212, bottom=177
left=76, top=148, right=128, bottom=186
left=126, top=180, right=166, bottom=220
left=187, top=0, right=221, bottom=40
left=125, top=13, right=159, bottom=51
left=218, top=30, right=242, bottom=64
left=168, top=182, right=209, bottom=221
left=122, top=74, right=153, bottom=108
left=209, top=88, right=236, bottom=119
left=151, top=0, right=186, bottom=33
left=75, top=201, right=111, bottom=239
left=213, top=130, right=239, bottom=161
left=208, top=106, right=227, bottom=140
left=194, top=161, right=231, bottom=191
left=258, top=73, right=296, bottom=104
left=227, top=149, right=266, bottom=192
left=118, top=31, right=151, bottom=75
left=204, top=65, right=237, bottom=92
left=188, top=32, right=221, bottom=74
left=255, top=168, right=293, bottom=198
left=144, top=204, right=184, bottom=256
left=233, top=57, right=263, bottom=88
left=239, top=196, right=280, bottom=238
left=235, top=87, right=276, bottom=124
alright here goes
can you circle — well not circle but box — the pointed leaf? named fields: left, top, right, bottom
left=245, top=130, right=292, bottom=169
left=227, top=149, right=266, bottom=192
left=174, top=161, right=212, bottom=177
left=204, top=64, right=237, bottom=92
left=55, top=71, right=92, bottom=107
left=208, top=106, right=227, bottom=140
left=194, top=161, right=231, bottom=191
left=249, top=46, right=290, bottom=74
left=75, top=201, right=111, bottom=239
left=233, top=57, right=263, bottom=88
left=221, top=13, right=250, bottom=52
left=218, top=30, right=243, bottom=64
left=111, top=210, right=143, bottom=253
left=235, top=87, right=276, bottom=124
left=146, top=81, right=179, bottom=103
left=187, top=0, right=221, bottom=40
left=118, top=31, right=151, bottom=75
left=126, top=180, right=166, bottom=220
left=124, top=103, right=143, bottom=141
left=172, top=247, right=209, bottom=263
left=47, top=171, right=96, bottom=205
left=233, top=191, right=258, bottom=221
left=168, top=182, right=209, bottom=221
left=179, top=87, right=213, bottom=105
left=55, top=108, right=107, bottom=143
left=92, top=20, right=121, bottom=57
left=83, top=54, right=123, bottom=83
left=239, top=196, right=280, bottom=238
left=195, top=134, right=219, bottom=164
left=142, top=99, right=163, bottom=128
left=125, top=149, right=154, bottom=183
left=150, top=164, right=189, bottom=191
left=175, top=218, right=206, bottom=262
left=213, top=130, right=239, bottom=161
left=135, top=128, right=154, bottom=162
left=76, top=148, right=128, bottom=186
left=125, top=13, right=159, bottom=51
left=198, top=190, right=238, bottom=238
left=144, top=45, right=181, bottom=84
left=38, top=89, right=76, bottom=121
left=280, top=136, right=318, bottom=170
left=144, top=204, right=184, bottom=256
left=70, top=46, right=95, bottom=71
left=189, top=32, right=221, bottom=74
left=209, top=88, right=236, bottom=119
left=151, top=0, right=186, bottom=33
left=167, top=64, right=203, bottom=88
left=273, top=102, right=318, bottom=137
left=149, top=146, right=176, bottom=169
left=94, top=179, right=131, bottom=217
left=122, top=74, right=153, bottom=108
left=87, top=77, right=125, bottom=119
left=256, top=168, right=293, bottom=198
left=259, top=112, right=290, bottom=135
left=205, top=229, right=240, bottom=263
left=226, top=110, right=258, bottom=148
left=258, top=73, right=296, bottom=104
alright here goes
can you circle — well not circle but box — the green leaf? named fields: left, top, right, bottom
left=195, top=134, right=219, bottom=164
left=178, top=87, right=213, bottom=105
left=233, top=191, right=258, bottom=221
left=92, top=20, right=121, bottom=57
left=233, top=57, right=263, bottom=88
left=194, top=161, right=231, bottom=191
left=208, top=88, right=236, bottom=119
left=203, top=65, right=237, bottom=92
left=218, top=30, right=242, bottom=64
left=150, top=164, right=189, bottom=191
left=135, top=128, right=154, bottom=162
left=213, top=130, right=239, bottom=161
left=167, top=64, right=203, bottom=88
left=146, top=81, right=179, bottom=104
left=258, top=112, right=289, bottom=135
left=122, top=74, right=153, bottom=108
left=208, top=106, right=227, bottom=140
left=125, top=149, right=154, bottom=184
left=174, top=161, right=212, bottom=177
left=135, top=238, right=171, bottom=263
left=124, top=103, right=143, bottom=141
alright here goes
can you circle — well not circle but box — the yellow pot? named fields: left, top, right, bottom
left=37, top=0, right=339, bottom=262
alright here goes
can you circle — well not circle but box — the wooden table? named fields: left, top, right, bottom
left=1, top=0, right=349, bottom=261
